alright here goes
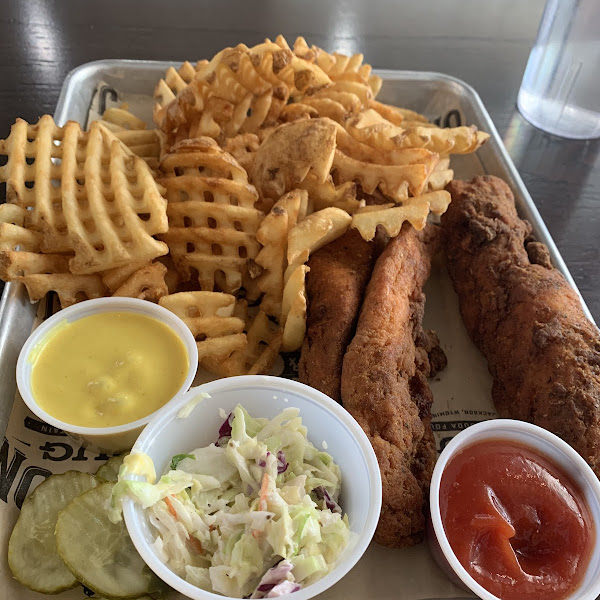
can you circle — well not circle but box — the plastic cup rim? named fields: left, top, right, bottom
left=15, top=297, right=199, bottom=436
left=123, top=375, right=383, bottom=600
left=429, top=418, right=600, bottom=600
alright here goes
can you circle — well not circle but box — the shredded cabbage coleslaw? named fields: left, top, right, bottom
left=110, top=404, right=349, bottom=598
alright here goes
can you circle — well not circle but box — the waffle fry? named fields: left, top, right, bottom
left=156, top=40, right=332, bottom=145
left=18, top=274, right=106, bottom=308
left=159, top=291, right=246, bottom=361
left=287, top=36, right=382, bottom=97
left=0, top=251, right=70, bottom=281
left=427, top=157, right=454, bottom=192
left=201, top=308, right=282, bottom=376
left=221, top=133, right=261, bottom=172
left=66, top=124, right=169, bottom=274
left=254, top=190, right=309, bottom=319
left=101, top=259, right=151, bottom=292
left=154, top=60, right=208, bottom=124
left=287, top=207, right=351, bottom=268
left=159, top=138, right=263, bottom=293
left=0, top=116, right=169, bottom=272
left=250, top=119, right=336, bottom=206
left=301, top=176, right=363, bottom=214
left=112, top=261, right=169, bottom=302
left=281, top=264, right=309, bottom=352
left=400, top=124, right=490, bottom=154
left=100, top=107, right=146, bottom=131
left=351, top=190, right=451, bottom=240
left=369, top=100, right=429, bottom=126
left=0, top=205, right=42, bottom=252
left=332, top=149, right=437, bottom=202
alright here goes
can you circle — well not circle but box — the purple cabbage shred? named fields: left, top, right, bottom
left=215, top=412, right=233, bottom=447
left=276, top=450, right=288, bottom=474
left=251, top=561, right=299, bottom=598
left=313, top=486, right=342, bottom=514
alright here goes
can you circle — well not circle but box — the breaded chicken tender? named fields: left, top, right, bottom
left=299, top=229, right=382, bottom=402
left=443, top=175, right=600, bottom=476
left=341, top=224, right=441, bottom=547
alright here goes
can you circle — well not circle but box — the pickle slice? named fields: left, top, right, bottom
left=96, top=597, right=154, bottom=600
left=56, top=482, right=164, bottom=599
left=96, top=454, right=126, bottom=482
left=8, top=471, right=99, bottom=594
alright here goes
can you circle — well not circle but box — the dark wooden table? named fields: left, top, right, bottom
left=1, top=0, right=598, bottom=320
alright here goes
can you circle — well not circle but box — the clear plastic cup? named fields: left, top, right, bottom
left=517, top=0, right=600, bottom=139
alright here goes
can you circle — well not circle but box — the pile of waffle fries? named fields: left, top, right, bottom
left=0, top=35, right=489, bottom=377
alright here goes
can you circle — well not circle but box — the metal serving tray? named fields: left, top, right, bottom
left=0, top=60, right=595, bottom=600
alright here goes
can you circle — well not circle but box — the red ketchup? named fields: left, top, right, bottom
left=439, top=439, right=594, bottom=600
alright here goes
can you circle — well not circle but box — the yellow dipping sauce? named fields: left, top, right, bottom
left=30, top=312, right=189, bottom=428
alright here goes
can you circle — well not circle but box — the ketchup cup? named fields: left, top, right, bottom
left=428, top=419, right=600, bottom=600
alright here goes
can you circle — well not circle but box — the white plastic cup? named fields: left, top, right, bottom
left=517, top=0, right=600, bottom=139
left=16, top=297, right=198, bottom=454
left=123, top=376, right=382, bottom=600
left=429, top=419, right=600, bottom=600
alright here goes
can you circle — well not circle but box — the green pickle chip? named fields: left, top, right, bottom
left=56, top=481, right=165, bottom=599
left=96, top=454, right=127, bottom=482
left=8, top=471, right=99, bottom=594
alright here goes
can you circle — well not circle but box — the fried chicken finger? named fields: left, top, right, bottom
left=341, top=224, right=440, bottom=548
left=443, top=175, right=600, bottom=476
left=299, top=229, right=383, bottom=402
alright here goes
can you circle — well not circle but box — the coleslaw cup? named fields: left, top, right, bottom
left=123, top=376, right=382, bottom=600
left=16, top=297, right=198, bottom=453
left=428, top=419, right=600, bottom=600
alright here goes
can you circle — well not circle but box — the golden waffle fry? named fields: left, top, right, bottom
left=0, top=116, right=74, bottom=251
left=0, top=116, right=169, bottom=271
left=100, top=107, right=147, bottom=131
left=66, top=124, right=169, bottom=274
left=400, top=125, right=490, bottom=154
left=278, top=102, right=320, bottom=123
left=159, top=138, right=263, bottom=293
left=0, top=204, right=42, bottom=252
left=287, top=36, right=382, bottom=97
left=112, top=262, right=169, bottom=302
left=333, top=150, right=437, bottom=203
left=250, top=119, right=337, bottom=206
left=96, top=119, right=161, bottom=170
left=201, top=308, right=282, bottom=376
left=301, top=176, right=363, bottom=214
left=101, top=259, right=151, bottom=292
left=281, top=264, right=309, bottom=352
left=159, top=291, right=246, bottom=361
left=340, top=109, right=407, bottom=154
left=254, top=190, right=309, bottom=319
left=221, top=133, right=261, bottom=172
left=0, top=251, right=70, bottom=281
left=18, top=273, right=106, bottom=308
left=288, top=96, right=352, bottom=123
left=332, top=148, right=437, bottom=202
left=154, top=61, right=207, bottom=116
left=369, top=100, right=429, bottom=126
left=427, top=157, right=454, bottom=192
left=350, top=191, right=451, bottom=241
left=156, top=40, right=332, bottom=145
left=423, top=189, right=452, bottom=215
left=287, top=207, right=351, bottom=268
